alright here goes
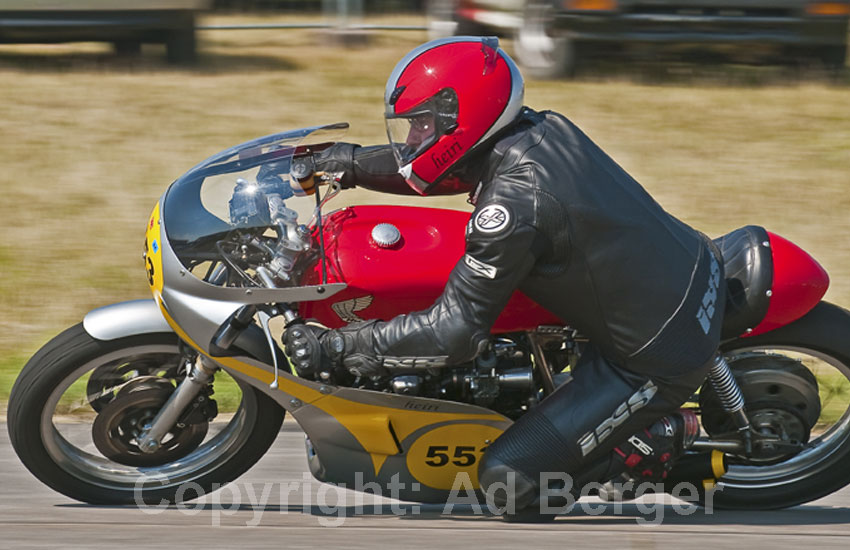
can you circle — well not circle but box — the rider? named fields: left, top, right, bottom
left=284, top=36, right=723, bottom=514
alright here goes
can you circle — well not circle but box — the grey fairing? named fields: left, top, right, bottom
left=82, top=299, right=281, bottom=367
left=83, top=300, right=172, bottom=341
left=292, top=388, right=514, bottom=503
left=157, top=206, right=345, bottom=357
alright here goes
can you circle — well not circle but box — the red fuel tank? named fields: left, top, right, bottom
left=299, top=205, right=562, bottom=331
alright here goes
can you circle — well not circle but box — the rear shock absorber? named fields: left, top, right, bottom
left=708, top=352, right=753, bottom=454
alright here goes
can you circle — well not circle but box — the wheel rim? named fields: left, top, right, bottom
left=40, top=343, right=259, bottom=493
left=715, top=345, right=850, bottom=490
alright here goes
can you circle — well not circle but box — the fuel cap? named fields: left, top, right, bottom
left=371, top=223, right=401, bottom=248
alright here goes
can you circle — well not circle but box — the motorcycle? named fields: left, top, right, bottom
left=8, top=123, right=850, bottom=513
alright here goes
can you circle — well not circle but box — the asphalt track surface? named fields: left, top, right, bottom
left=2, top=419, right=849, bottom=549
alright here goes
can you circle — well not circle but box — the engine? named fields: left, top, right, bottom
left=384, top=339, right=536, bottom=419
left=303, top=335, right=578, bottom=419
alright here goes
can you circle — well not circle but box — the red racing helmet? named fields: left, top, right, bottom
left=384, top=36, right=524, bottom=195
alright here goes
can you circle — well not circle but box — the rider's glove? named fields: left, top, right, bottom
left=314, top=143, right=413, bottom=195
left=313, top=143, right=357, bottom=189
left=282, top=324, right=333, bottom=377
left=283, top=322, right=387, bottom=378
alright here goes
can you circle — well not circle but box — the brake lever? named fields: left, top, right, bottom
left=257, top=310, right=281, bottom=389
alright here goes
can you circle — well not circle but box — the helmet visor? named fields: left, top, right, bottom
left=386, top=111, right=438, bottom=166
left=385, top=88, right=459, bottom=169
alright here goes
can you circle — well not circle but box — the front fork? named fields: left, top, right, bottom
left=136, top=355, right=218, bottom=454
left=136, top=300, right=299, bottom=454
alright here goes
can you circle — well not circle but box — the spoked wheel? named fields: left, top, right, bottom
left=7, top=323, right=284, bottom=504
left=701, top=302, right=850, bottom=509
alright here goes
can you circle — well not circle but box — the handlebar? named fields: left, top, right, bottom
left=291, top=154, right=345, bottom=197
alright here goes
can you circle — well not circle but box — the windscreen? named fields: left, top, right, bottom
left=161, top=123, right=347, bottom=289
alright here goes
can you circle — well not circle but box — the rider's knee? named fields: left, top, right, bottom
left=478, top=451, right=539, bottom=510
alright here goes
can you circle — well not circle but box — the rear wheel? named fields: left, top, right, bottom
left=165, top=13, right=198, bottom=65
left=7, top=324, right=284, bottom=504
left=701, top=302, right=850, bottom=509
left=166, top=28, right=197, bottom=65
left=816, top=44, right=847, bottom=71
left=112, top=40, right=142, bottom=57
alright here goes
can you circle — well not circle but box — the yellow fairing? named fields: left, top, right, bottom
left=155, top=301, right=509, bottom=489
left=308, top=395, right=506, bottom=485
left=144, top=203, right=164, bottom=298
left=405, top=423, right=505, bottom=490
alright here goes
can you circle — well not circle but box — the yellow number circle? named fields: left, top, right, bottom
left=406, top=424, right=504, bottom=490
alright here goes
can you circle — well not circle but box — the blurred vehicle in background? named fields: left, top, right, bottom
left=428, top=0, right=850, bottom=77
left=0, top=0, right=210, bottom=63
left=427, top=0, right=522, bottom=36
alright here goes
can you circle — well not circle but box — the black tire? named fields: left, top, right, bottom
left=785, top=44, right=847, bottom=72
left=112, top=40, right=142, bottom=57
left=501, top=508, right=557, bottom=523
left=166, top=27, right=197, bottom=65
left=816, top=44, right=848, bottom=70
left=7, top=324, right=284, bottom=505
left=706, top=301, right=850, bottom=509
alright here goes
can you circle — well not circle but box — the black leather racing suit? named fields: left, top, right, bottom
left=323, top=108, right=725, bottom=506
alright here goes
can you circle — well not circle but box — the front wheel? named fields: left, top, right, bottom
left=7, top=324, right=284, bottom=504
left=706, top=302, right=850, bottom=509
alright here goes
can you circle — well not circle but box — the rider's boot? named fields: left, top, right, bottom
left=478, top=346, right=711, bottom=521
left=495, top=409, right=700, bottom=521
left=596, top=409, right=700, bottom=501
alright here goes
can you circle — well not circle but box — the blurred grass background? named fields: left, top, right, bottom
left=1, top=14, right=849, bottom=412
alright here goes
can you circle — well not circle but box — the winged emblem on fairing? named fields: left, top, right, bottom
left=331, top=295, right=374, bottom=323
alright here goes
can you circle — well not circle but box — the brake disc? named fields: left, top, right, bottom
left=86, top=353, right=182, bottom=412
left=92, top=386, right=208, bottom=467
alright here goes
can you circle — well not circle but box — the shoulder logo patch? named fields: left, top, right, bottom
left=473, top=204, right=511, bottom=234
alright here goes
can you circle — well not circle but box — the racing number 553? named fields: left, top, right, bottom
left=424, top=445, right=487, bottom=467
left=144, top=238, right=156, bottom=287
